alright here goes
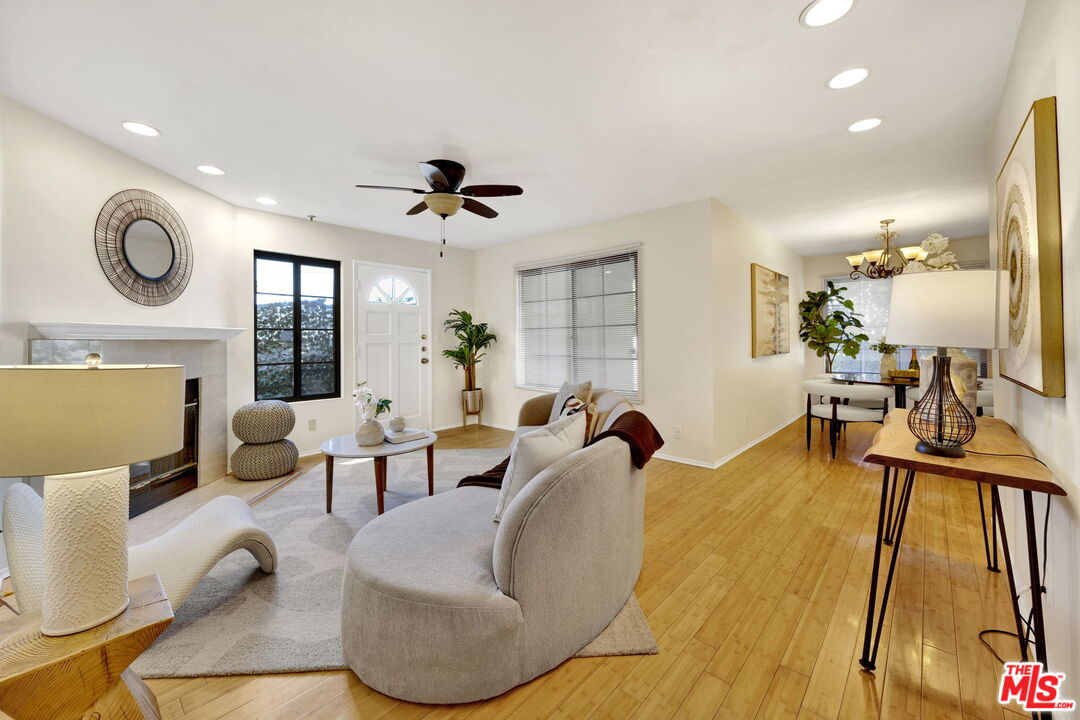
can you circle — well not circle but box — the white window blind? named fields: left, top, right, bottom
left=516, top=250, right=641, bottom=402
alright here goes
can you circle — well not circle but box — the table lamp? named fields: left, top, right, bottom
left=0, top=362, right=184, bottom=635
left=886, top=270, right=1006, bottom=458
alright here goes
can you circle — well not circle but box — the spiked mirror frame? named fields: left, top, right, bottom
left=95, top=189, right=192, bottom=306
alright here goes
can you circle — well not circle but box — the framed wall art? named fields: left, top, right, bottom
left=995, top=96, right=1064, bottom=397
left=750, top=263, right=790, bottom=358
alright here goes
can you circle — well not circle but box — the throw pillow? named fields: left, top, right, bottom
left=560, top=397, right=598, bottom=441
left=548, top=380, right=593, bottom=423
left=494, top=411, right=586, bottom=523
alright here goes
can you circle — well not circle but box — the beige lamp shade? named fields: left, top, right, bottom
left=0, top=364, right=185, bottom=476
left=886, top=270, right=1008, bottom=350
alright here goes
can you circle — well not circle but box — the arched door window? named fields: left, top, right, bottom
left=368, top=277, right=418, bottom=305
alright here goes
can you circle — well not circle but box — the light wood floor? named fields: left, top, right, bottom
left=92, top=422, right=1037, bottom=717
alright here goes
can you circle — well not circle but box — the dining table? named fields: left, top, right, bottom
left=830, top=371, right=919, bottom=409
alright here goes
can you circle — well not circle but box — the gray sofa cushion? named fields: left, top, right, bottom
left=342, top=487, right=523, bottom=703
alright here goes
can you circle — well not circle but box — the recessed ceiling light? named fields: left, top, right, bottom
left=848, top=117, right=882, bottom=132
left=827, top=68, right=869, bottom=89
left=121, top=121, right=160, bottom=137
left=255, top=196, right=278, bottom=206
left=197, top=165, right=226, bottom=176
left=799, top=0, right=855, bottom=27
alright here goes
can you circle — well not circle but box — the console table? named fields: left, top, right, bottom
left=861, top=410, right=1064, bottom=718
left=0, top=575, right=173, bottom=719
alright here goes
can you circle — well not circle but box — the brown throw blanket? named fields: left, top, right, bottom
left=456, top=411, right=664, bottom=489
left=588, top=410, right=664, bottom=469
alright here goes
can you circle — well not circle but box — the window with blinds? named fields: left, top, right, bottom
left=516, top=250, right=641, bottom=402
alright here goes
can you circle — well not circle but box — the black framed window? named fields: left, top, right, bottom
left=254, top=250, right=341, bottom=402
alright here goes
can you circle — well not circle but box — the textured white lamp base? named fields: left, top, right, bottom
left=41, top=465, right=130, bottom=636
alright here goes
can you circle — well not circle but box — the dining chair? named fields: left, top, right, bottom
left=803, top=379, right=893, bottom=458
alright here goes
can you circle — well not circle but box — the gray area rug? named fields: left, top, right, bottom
left=133, top=448, right=657, bottom=678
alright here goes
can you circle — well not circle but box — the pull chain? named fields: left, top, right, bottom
left=440, top=215, right=446, bottom=258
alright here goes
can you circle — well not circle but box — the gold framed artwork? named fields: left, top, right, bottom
left=995, top=96, right=1065, bottom=397
left=751, top=263, right=790, bottom=358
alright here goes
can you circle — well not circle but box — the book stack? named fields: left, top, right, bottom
left=384, top=428, right=427, bottom=444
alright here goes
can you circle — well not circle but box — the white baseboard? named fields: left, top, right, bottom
left=655, top=413, right=803, bottom=471
left=431, top=422, right=516, bottom=433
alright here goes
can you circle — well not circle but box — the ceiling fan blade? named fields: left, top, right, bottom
left=355, top=184, right=426, bottom=193
left=406, top=201, right=428, bottom=215
left=462, top=198, right=499, bottom=219
left=420, top=159, right=468, bottom=192
left=460, top=184, right=524, bottom=197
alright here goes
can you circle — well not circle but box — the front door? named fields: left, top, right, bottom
left=354, top=261, right=432, bottom=430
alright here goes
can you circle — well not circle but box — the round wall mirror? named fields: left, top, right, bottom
left=123, top=219, right=175, bottom=280
left=96, top=189, right=192, bottom=306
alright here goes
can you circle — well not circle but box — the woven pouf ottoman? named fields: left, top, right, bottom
left=231, top=400, right=298, bottom=480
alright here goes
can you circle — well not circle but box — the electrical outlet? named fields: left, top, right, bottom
left=673, top=424, right=683, bottom=439
left=308, top=419, right=317, bottom=431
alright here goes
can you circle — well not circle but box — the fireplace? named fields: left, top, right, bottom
left=27, top=330, right=234, bottom=509
left=129, top=377, right=200, bottom=517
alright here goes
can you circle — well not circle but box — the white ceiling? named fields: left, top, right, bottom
left=0, top=1, right=1024, bottom=254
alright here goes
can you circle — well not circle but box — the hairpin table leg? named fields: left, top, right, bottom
left=976, top=482, right=1000, bottom=572
left=860, top=468, right=915, bottom=671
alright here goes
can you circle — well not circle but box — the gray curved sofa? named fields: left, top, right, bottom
left=341, top=433, right=645, bottom=703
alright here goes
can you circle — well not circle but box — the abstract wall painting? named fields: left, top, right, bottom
left=751, top=263, right=790, bottom=358
left=995, top=96, right=1065, bottom=397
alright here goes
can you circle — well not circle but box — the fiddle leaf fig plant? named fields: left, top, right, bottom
left=798, top=281, right=869, bottom=372
left=442, top=309, right=497, bottom=391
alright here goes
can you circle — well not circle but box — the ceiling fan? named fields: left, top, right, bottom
left=355, top=160, right=523, bottom=255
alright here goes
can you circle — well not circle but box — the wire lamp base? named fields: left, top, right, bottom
left=908, top=353, right=976, bottom=458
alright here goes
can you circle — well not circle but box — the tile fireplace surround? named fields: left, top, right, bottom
left=28, top=335, right=232, bottom=485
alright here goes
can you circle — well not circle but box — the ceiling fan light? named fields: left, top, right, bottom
left=424, top=193, right=464, bottom=217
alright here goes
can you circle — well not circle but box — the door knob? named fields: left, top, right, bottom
left=421, top=358, right=429, bottom=364
left=421, top=334, right=427, bottom=339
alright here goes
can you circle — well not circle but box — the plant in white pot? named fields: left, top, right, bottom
left=353, top=381, right=392, bottom=446
left=442, top=309, right=497, bottom=427
left=869, top=338, right=901, bottom=377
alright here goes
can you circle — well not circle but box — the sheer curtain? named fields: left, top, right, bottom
left=823, top=274, right=988, bottom=376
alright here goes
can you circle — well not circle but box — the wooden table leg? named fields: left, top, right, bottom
left=325, top=455, right=334, bottom=513
left=374, top=456, right=387, bottom=515
left=427, top=443, right=435, bottom=496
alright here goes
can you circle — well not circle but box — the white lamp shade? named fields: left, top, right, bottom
left=0, top=364, right=185, bottom=476
left=886, top=270, right=1008, bottom=350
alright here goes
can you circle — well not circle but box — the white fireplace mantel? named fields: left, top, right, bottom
left=31, top=321, right=246, bottom=341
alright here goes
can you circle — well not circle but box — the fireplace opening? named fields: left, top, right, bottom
left=129, top=378, right=199, bottom=518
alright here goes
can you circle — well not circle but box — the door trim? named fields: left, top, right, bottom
left=353, top=260, right=434, bottom=430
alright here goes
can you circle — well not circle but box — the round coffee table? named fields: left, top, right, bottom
left=321, top=431, right=438, bottom=515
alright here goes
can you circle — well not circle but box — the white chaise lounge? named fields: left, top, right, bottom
left=3, top=485, right=277, bottom=612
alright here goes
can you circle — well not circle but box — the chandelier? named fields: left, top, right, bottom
left=846, top=219, right=927, bottom=280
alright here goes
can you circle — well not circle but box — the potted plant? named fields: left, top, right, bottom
left=798, top=281, right=869, bottom=373
left=869, top=338, right=901, bottom=377
left=442, top=309, right=497, bottom=426
left=352, top=381, right=392, bottom=446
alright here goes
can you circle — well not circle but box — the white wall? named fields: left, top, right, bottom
left=229, top=209, right=474, bottom=455
left=474, top=199, right=718, bottom=463
left=0, top=96, right=476, bottom=460
left=990, top=0, right=1080, bottom=697
left=0, top=96, right=235, bottom=363
left=473, top=198, right=805, bottom=467
left=710, top=199, right=805, bottom=464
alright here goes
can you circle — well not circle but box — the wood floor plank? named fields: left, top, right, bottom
left=119, top=422, right=1024, bottom=720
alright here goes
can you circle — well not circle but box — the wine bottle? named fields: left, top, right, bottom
left=908, top=348, right=919, bottom=371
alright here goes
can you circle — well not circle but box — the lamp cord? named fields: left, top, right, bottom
left=964, top=449, right=1047, bottom=467
left=979, top=493, right=1051, bottom=664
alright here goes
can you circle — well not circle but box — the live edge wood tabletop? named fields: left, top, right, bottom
left=0, top=574, right=174, bottom=720
left=864, top=409, right=1064, bottom=496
